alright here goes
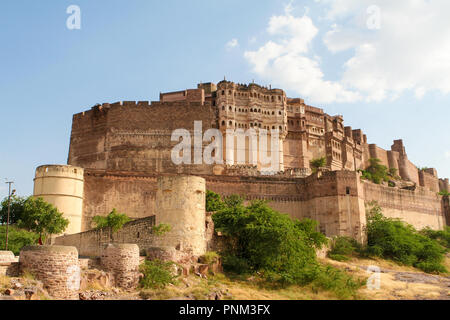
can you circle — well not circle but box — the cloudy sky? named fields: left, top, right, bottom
left=0, top=0, right=449, bottom=198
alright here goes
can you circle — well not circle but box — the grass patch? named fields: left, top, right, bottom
left=139, top=259, right=179, bottom=289
left=199, top=251, right=220, bottom=265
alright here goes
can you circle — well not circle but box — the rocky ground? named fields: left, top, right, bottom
left=1, top=256, right=449, bottom=300
left=323, top=255, right=450, bottom=300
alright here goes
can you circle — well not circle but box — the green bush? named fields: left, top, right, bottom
left=222, top=255, right=251, bottom=274
left=359, top=158, right=394, bottom=184
left=328, top=236, right=361, bottom=260
left=206, top=191, right=225, bottom=212
left=212, top=199, right=354, bottom=289
left=311, top=265, right=365, bottom=299
left=92, top=208, right=131, bottom=232
left=365, top=203, right=447, bottom=273
left=151, top=223, right=171, bottom=236
left=139, top=259, right=178, bottom=289
left=199, top=251, right=220, bottom=265
left=420, top=226, right=450, bottom=250
left=310, top=157, right=327, bottom=173
left=0, top=225, right=39, bottom=255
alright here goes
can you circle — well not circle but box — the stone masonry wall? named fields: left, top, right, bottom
left=363, top=181, right=445, bottom=230
left=55, top=216, right=157, bottom=257
left=19, top=246, right=80, bottom=300
left=101, top=244, right=140, bottom=289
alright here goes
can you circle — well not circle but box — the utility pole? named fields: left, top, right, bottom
left=5, top=181, right=14, bottom=251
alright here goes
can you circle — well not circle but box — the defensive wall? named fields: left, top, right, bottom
left=60, top=170, right=447, bottom=245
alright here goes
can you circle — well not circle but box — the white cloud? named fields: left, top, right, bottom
left=226, top=38, right=239, bottom=50
left=244, top=9, right=360, bottom=103
left=245, top=1, right=450, bottom=103
left=445, top=151, right=450, bottom=159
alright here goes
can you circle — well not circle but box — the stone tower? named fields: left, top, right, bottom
left=33, top=165, right=84, bottom=235
left=155, top=175, right=206, bottom=256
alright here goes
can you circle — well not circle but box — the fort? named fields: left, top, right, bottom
left=30, top=80, right=448, bottom=261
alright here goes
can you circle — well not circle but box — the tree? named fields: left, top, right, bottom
left=92, top=208, right=131, bottom=232
left=17, top=197, right=69, bottom=244
left=310, top=157, right=326, bottom=173
left=0, top=195, right=26, bottom=224
left=0, top=225, right=39, bottom=255
left=206, top=190, right=225, bottom=212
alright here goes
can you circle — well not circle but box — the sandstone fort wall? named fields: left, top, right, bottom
left=362, top=181, right=445, bottom=230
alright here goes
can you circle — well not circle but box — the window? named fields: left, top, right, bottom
left=346, top=187, right=350, bottom=195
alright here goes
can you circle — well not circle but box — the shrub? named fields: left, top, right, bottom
left=139, top=259, right=178, bottom=289
left=310, top=157, right=326, bottom=173
left=0, top=225, right=39, bottom=255
left=222, top=255, right=250, bottom=274
left=420, top=226, right=450, bottom=251
left=360, top=158, right=391, bottom=184
left=213, top=200, right=320, bottom=282
left=92, top=209, right=131, bottom=232
left=213, top=200, right=343, bottom=286
left=199, top=251, right=220, bottom=265
left=206, top=191, right=225, bottom=212
left=329, top=237, right=361, bottom=256
left=365, top=203, right=447, bottom=273
left=151, top=223, right=171, bottom=236
left=311, top=265, right=365, bottom=299
left=328, top=236, right=362, bottom=261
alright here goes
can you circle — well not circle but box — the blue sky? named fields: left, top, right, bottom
left=0, top=0, right=449, bottom=198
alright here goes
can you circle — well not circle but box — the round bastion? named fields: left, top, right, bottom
left=19, top=245, right=80, bottom=300
left=155, top=175, right=207, bottom=257
left=101, top=243, right=140, bottom=289
left=33, top=165, right=84, bottom=235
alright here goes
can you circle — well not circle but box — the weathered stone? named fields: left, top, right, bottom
left=19, top=245, right=80, bottom=300
left=101, top=244, right=140, bottom=289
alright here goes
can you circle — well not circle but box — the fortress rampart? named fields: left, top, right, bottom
left=32, top=80, right=447, bottom=245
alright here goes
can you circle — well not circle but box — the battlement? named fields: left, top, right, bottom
left=35, top=164, right=84, bottom=180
